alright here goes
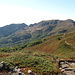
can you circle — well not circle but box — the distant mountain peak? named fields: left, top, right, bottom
left=65, top=19, right=74, bottom=22
left=0, top=19, right=75, bottom=47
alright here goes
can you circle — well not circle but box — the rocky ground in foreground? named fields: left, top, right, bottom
left=59, top=59, right=75, bottom=75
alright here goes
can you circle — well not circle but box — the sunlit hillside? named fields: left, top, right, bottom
left=0, top=19, right=75, bottom=47
left=0, top=31, right=75, bottom=75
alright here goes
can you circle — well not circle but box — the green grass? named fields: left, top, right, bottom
left=0, top=31, right=75, bottom=74
left=0, top=51, right=58, bottom=74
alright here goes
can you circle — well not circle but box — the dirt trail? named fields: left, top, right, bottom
left=61, top=33, right=75, bottom=49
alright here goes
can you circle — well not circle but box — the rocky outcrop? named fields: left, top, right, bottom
left=59, top=59, right=75, bottom=75
left=0, top=61, right=37, bottom=75
left=0, top=61, right=25, bottom=75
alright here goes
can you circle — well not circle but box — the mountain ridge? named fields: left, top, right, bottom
left=0, top=19, right=75, bottom=47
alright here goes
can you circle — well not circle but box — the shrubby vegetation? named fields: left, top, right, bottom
left=0, top=39, right=42, bottom=52
left=0, top=32, right=75, bottom=74
left=0, top=51, right=59, bottom=74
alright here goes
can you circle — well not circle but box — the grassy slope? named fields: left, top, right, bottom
left=24, top=31, right=75, bottom=58
left=0, top=31, right=75, bottom=75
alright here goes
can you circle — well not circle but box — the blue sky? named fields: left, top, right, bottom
left=0, top=0, right=75, bottom=27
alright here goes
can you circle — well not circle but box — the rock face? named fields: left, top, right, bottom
left=0, top=61, right=10, bottom=72
left=28, top=70, right=36, bottom=75
left=59, top=59, right=75, bottom=75
left=0, top=61, right=25, bottom=75
left=8, top=67, right=25, bottom=75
